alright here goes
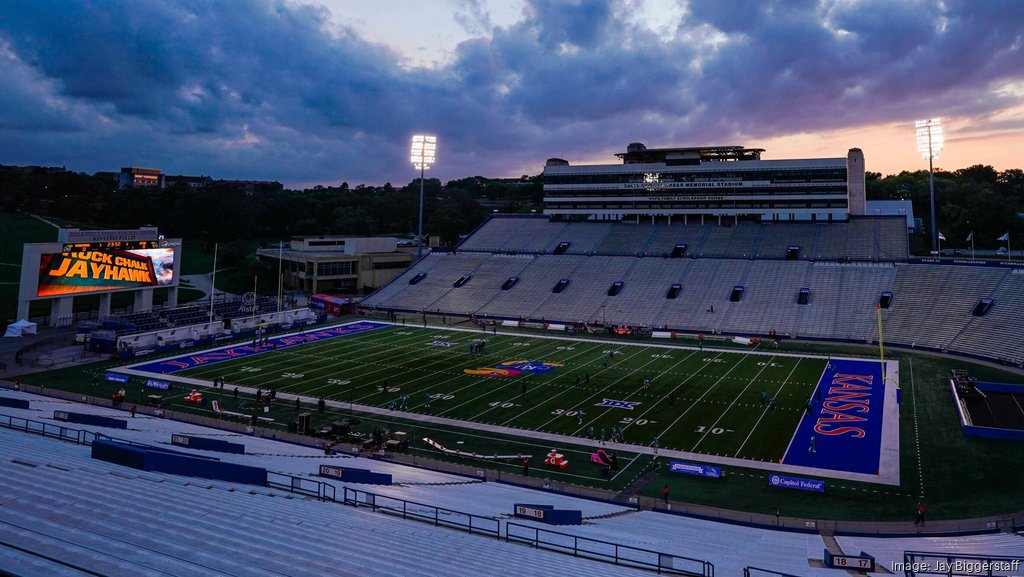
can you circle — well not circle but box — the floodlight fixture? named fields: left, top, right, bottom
left=410, top=134, right=437, bottom=258
left=411, top=135, right=436, bottom=171
left=915, top=119, right=944, bottom=160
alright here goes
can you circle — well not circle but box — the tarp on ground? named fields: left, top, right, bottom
left=3, top=319, right=38, bottom=338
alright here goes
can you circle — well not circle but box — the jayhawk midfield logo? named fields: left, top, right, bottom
left=464, top=360, right=563, bottom=378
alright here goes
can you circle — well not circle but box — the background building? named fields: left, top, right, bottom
left=118, top=167, right=164, bottom=189
left=257, top=236, right=415, bottom=295
left=542, top=143, right=866, bottom=224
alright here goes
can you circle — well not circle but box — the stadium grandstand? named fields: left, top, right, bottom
left=1, top=391, right=1022, bottom=576
left=363, top=216, right=1022, bottom=367
left=3, top=143, right=1023, bottom=577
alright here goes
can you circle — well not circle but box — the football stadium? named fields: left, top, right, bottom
left=2, top=139, right=1023, bottom=577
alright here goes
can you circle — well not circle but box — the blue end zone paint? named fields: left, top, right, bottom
left=130, top=321, right=389, bottom=375
left=782, top=359, right=885, bottom=475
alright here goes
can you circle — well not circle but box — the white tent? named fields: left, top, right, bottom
left=3, top=319, right=38, bottom=338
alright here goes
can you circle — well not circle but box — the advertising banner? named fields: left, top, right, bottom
left=37, top=247, right=175, bottom=297
left=768, top=474, right=825, bottom=492
left=669, top=461, right=722, bottom=479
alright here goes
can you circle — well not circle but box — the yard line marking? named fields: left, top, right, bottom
left=909, top=357, right=924, bottom=499
left=689, top=356, right=777, bottom=453
left=646, top=353, right=749, bottom=444
left=733, top=359, right=802, bottom=457
left=182, top=325, right=423, bottom=379
left=362, top=329, right=588, bottom=402
left=226, top=334, right=461, bottom=390
left=518, top=345, right=673, bottom=430
left=614, top=352, right=729, bottom=438
left=779, top=359, right=827, bottom=463
left=370, top=336, right=599, bottom=409
left=440, top=341, right=611, bottom=419
left=228, top=328, right=486, bottom=391
left=557, top=349, right=696, bottom=432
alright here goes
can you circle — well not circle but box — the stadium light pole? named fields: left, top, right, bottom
left=410, top=135, right=437, bottom=259
left=915, top=119, right=944, bottom=254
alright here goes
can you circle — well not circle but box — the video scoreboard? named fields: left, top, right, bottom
left=61, top=240, right=163, bottom=252
left=36, top=239, right=179, bottom=297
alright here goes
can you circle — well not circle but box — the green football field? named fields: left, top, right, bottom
left=171, top=323, right=828, bottom=464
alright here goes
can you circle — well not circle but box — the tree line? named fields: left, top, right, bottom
left=867, top=165, right=1024, bottom=250
left=0, top=167, right=542, bottom=247
left=1, top=163, right=1020, bottom=252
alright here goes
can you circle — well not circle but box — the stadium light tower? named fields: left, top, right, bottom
left=410, top=135, right=437, bottom=259
left=915, top=119, right=944, bottom=254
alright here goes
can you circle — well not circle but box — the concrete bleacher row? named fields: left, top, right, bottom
left=457, top=216, right=909, bottom=262
left=0, top=427, right=656, bottom=577
left=78, top=297, right=285, bottom=342
left=837, top=533, right=1024, bottom=575
left=364, top=253, right=1024, bottom=365
left=3, top=393, right=1024, bottom=577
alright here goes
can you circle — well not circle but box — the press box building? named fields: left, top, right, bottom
left=542, top=143, right=866, bottom=224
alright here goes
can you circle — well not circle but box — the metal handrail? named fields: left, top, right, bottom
left=0, top=413, right=91, bottom=445
left=267, top=471, right=337, bottom=502
left=744, top=567, right=803, bottom=577
left=505, top=520, right=713, bottom=576
left=343, top=487, right=500, bottom=537
left=902, top=551, right=1024, bottom=577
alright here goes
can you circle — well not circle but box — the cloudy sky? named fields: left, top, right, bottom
left=1, top=0, right=1022, bottom=188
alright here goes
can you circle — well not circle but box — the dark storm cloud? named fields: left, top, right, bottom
left=0, top=0, right=1021, bottom=185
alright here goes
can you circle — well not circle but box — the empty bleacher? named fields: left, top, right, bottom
left=103, top=311, right=171, bottom=335
left=457, top=217, right=535, bottom=252
left=529, top=511, right=836, bottom=577
left=949, top=270, right=1024, bottom=364
left=698, top=223, right=761, bottom=258
left=512, top=220, right=572, bottom=253
left=364, top=215, right=1024, bottom=366
left=456, top=216, right=909, bottom=261
left=595, top=223, right=658, bottom=255
left=718, top=261, right=813, bottom=336
left=758, top=223, right=819, bottom=260
left=798, top=263, right=895, bottom=341
left=656, top=259, right=750, bottom=333
left=475, top=255, right=588, bottom=319
left=529, top=256, right=637, bottom=322
left=835, top=533, right=1024, bottom=573
left=644, top=224, right=711, bottom=257
left=427, top=254, right=534, bottom=314
left=162, top=304, right=215, bottom=326
left=0, top=427, right=659, bottom=577
left=599, top=258, right=687, bottom=326
left=883, top=265, right=1007, bottom=351
left=3, top=391, right=1023, bottom=576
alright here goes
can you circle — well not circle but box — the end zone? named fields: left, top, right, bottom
left=780, top=357, right=900, bottom=485
left=115, top=320, right=389, bottom=381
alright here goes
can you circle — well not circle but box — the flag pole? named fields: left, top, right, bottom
left=277, top=240, right=283, bottom=313
left=970, top=232, right=975, bottom=260
left=208, top=242, right=218, bottom=324
left=252, top=275, right=258, bottom=326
